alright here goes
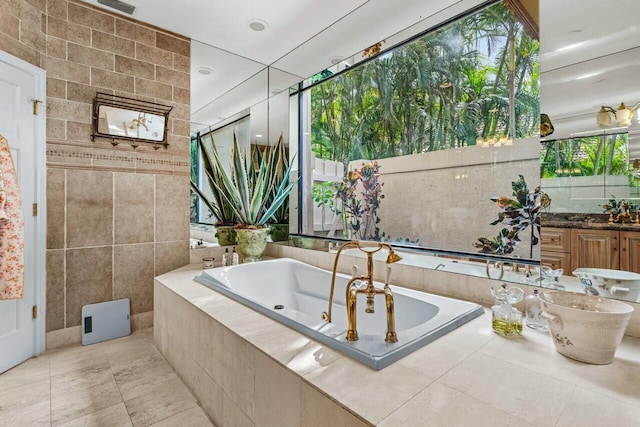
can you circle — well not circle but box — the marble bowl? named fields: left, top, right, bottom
left=573, top=268, right=640, bottom=303
left=539, top=290, right=634, bottom=364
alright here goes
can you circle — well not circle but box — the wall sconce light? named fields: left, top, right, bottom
left=597, top=102, right=640, bottom=128
left=540, top=114, right=554, bottom=137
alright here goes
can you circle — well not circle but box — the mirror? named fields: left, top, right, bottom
left=538, top=0, right=640, bottom=304
left=191, top=0, right=547, bottom=287
left=540, top=0, right=640, bottom=213
left=295, top=0, right=541, bottom=264
left=92, top=93, right=172, bottom=147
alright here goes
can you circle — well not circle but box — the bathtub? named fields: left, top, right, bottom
left=194, top=258, right=483, bottom=370
left=341, top=247, right=535, bottom=284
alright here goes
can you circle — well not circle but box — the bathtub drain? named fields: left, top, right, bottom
left=274, top=304, right=284, bottom=310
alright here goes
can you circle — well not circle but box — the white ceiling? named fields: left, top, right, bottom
left=84, top=0, right=487, bottom=132
left=85, top=0, right=640, bottom=152
left=540, top=0, right=640, bottom=152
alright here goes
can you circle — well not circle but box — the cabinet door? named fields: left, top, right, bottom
left=541, top=251, right=571, bottom=272
left=570, top=229, right=619, bottom=272
left=620, top=231, right=640, bottom=273
left=541, top=227, right=571, bottom=252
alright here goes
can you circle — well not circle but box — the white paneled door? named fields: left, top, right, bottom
left=0, top=52, right=46, bottom=374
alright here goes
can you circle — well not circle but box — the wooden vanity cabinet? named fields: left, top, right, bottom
left=542, top=227, right=640, bottom=274
left=541, top=227, right=572, bottom=271
left=570, top=229, right=619, bottom=271
left=621, top=231, right=640, bottom=272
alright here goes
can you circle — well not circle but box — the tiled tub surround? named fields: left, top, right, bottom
left=155, top=258, right=640, bottom=426
left=195, top=258, right=484, bottom=370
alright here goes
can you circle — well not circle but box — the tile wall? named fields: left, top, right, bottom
left=0, top=0, right=191, bottom=341
left=154, top=279, right=371, bottom=427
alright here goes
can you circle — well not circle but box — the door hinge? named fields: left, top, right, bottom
left=32, top=305, right=37, bottom=319
left=29, top=98, right=43, bottom=116
left=32, top=203, right=37, bottom=216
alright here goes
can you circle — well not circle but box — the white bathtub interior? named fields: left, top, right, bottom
left=194, top=258, right=483, bottom=369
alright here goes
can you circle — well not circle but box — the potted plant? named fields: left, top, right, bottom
left=190, top=132, right=238, bottom=246
left=211, top=134, right=297, bottom=261
left=474, top=175, right=550, bottom=258
left=263, top=135, right=291, bottom=242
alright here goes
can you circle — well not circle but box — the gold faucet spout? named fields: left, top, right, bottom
left=323, top=241, right=401, bottom=344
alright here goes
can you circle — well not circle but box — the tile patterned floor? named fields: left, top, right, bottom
left=0, top=329, right=215, bottom=427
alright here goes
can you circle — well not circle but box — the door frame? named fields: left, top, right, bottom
left=0, top=51, right=47, bottom=355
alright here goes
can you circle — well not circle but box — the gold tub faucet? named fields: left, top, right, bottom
left=322, top=241, right=402, bottom=343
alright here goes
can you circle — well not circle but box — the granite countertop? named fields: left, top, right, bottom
left=156, top=264, right=640, bottom=426
left=542, top=213, right=640, bottom=231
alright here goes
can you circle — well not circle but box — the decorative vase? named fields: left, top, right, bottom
left=236, top=227, right=270, bottom=262
left=291, top=236, right=315, bottom=249
left=539, top=290, right=633, bottom=364
left=269, top=223, right=289, bottom=242
left=214, top=225, right=237, bottom=246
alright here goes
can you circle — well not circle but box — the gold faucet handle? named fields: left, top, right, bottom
left=385, top=266, right=392, bottom=287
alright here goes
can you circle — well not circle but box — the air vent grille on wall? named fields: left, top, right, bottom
left=98, top=0, right=135, bottom=15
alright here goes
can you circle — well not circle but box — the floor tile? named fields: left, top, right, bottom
left=0, top=379, right=50, bottom=413
left=0, top=400, right=51, bottom=427
left=124, top=374, right=197, bottom=427
left=49, top=344, right=109, bottom=377
left=57, top=403, right=133, bottom=427
left=51, top=362, right=112, bottom=394
left=0, top=354, right=50, bottom=391
left=111, top=351, right=176, bottom=402
left=149, top=407, right=214, bottom=427
left=50, top=363, right=123, bottom=426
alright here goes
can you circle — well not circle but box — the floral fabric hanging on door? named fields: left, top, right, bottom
left=0, top=134, right=24, bottom=300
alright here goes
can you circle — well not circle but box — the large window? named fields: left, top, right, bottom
left=298, top=1, right=541, bottom=259
left=309, top=1, right=539, bottom=162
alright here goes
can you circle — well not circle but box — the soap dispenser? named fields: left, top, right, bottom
left=525, top=289, right=547, bottom=331
left=222, top=248, right=229, bottom=266
left=490, top=284, right=524, bottom=337
left=231, top=247, right=239, bottom=265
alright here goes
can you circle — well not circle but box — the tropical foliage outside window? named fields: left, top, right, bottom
left=309, top=1, right=539, bottom=162
left=540, top=134, right=630, bottom=180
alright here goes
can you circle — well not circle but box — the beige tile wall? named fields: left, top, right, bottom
left=0, top=0, right=190, bottom=335
left=154, top=282, right=371, bottom=427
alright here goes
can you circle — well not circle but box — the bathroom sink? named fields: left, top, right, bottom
left=573, top=268, right=640, bottom=302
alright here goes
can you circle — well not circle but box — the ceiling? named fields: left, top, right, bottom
left=84, top=0, right=640, bottom=153
left=540, top=0, right=640, bottom=157
left=84, top=0, right=486, bottom=132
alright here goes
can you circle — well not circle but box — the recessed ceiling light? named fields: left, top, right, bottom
left=197, top=66, right=214, bottom=76
left=255, top=134, right=263, bottom=138
left=248, top=19, right=268, bottom=32
left=329, top=56, right=343, bottom=65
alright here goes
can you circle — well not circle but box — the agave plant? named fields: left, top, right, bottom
left=210, top=133, right=297, bottom=228
left=261, top=135, right=291, bottom=224
left=190, top=132, right=237, bottom=225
